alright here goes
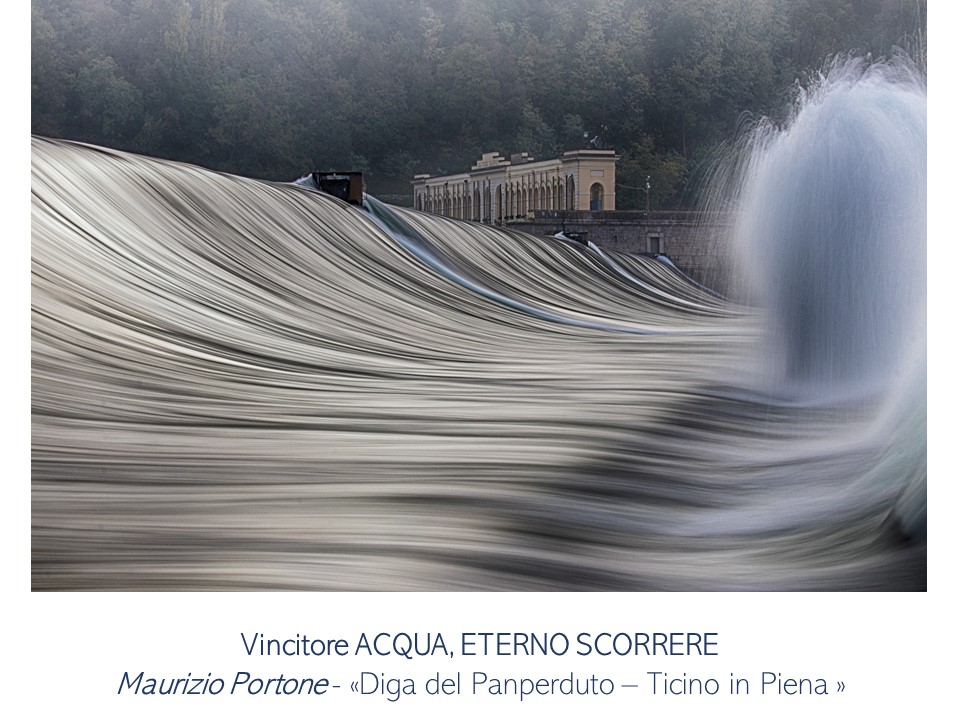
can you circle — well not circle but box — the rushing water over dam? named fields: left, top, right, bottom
left=31, top=63, right=925, bottom=590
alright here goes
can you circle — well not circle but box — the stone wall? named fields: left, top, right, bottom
left=507, top=210, right=737, bottom=294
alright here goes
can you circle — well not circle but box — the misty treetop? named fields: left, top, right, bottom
left=32, top=0, right=925, bottom=208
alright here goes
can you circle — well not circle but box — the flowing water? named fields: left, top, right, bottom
left=31, top=60, right=925, bottom=590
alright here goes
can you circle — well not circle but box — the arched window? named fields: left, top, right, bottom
left=567, top=177, right=576, bottom=211
left=590, top=183, right=604, bottom=211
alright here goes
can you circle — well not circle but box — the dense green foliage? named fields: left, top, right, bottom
left=32, top=0, right=925, bottom=207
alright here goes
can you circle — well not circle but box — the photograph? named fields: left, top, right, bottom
left=31, top=0, right=927, bottom=593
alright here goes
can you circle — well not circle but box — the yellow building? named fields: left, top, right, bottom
left=412, top=148, right=617, bottom=224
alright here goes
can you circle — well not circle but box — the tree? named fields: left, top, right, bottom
left=73, top=56, right=145, bottom=142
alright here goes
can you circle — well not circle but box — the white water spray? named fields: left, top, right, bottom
left=732, top=57, right=926, bottom=398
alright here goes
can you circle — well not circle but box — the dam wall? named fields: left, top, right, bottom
left=507, top=210, right=735, bottom=293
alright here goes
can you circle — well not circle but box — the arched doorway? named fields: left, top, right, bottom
left=590, top=183, right=604, bottom=211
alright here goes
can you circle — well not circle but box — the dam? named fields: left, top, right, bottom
left=31, top=57, right=925, bottom=591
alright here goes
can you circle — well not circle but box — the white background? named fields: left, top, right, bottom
left=10, top=4, right=954, bottom=719
left=21, top=593, right=948, bottom=718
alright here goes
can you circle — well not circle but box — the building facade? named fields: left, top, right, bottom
left=412, top=148, right=617, bottom=224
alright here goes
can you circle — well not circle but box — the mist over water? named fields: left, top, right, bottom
left=31, top=58, right=925, bottom=589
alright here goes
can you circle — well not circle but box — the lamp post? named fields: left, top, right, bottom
left=645, top=175, right=651, bottom=215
